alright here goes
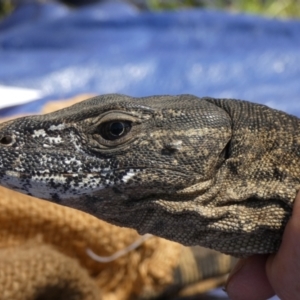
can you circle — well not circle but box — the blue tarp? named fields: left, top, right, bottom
left=0, top=0, right=299, bottom=118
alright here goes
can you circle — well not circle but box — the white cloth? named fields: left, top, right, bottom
left=0, top=85, right=42, bottom=109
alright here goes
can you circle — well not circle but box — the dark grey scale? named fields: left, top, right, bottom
left=50, top=193, right=62, bottom=203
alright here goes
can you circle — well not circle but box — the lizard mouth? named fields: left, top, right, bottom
left=4, top=166, right=202, bottom=179
left=1, top=167, right=209, bottom=203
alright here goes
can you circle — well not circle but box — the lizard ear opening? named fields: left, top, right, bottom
left=224, top=139, right=232, bottom=160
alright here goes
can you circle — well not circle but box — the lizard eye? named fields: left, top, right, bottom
left=99, top=121, right=132, bottom=141
left=89, top=112, right=140, bottom=150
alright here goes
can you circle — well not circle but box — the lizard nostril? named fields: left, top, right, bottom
left=0, top=135, right=14, bottom=146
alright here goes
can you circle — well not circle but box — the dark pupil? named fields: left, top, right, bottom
left=109, top=122, right=125, bottom=136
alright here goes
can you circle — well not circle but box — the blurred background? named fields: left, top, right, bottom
left=0, top=0, right=300, bottom=116
left=1, top=0, right=300, bottom=17
left=0, top=2, right=299, bottom=299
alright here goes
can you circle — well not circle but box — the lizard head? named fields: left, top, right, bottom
left=0, top=94, right=295, bottom=256
left=0, top=94, right=231, bottom=203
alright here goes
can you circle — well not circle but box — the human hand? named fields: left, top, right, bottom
left=226, top=191, right=300, bottom=300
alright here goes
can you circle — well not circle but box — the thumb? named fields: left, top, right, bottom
left=266, top=191, right=300, bottom=300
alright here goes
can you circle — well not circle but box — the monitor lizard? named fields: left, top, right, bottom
left=0, top=94, right=299, bottom=257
